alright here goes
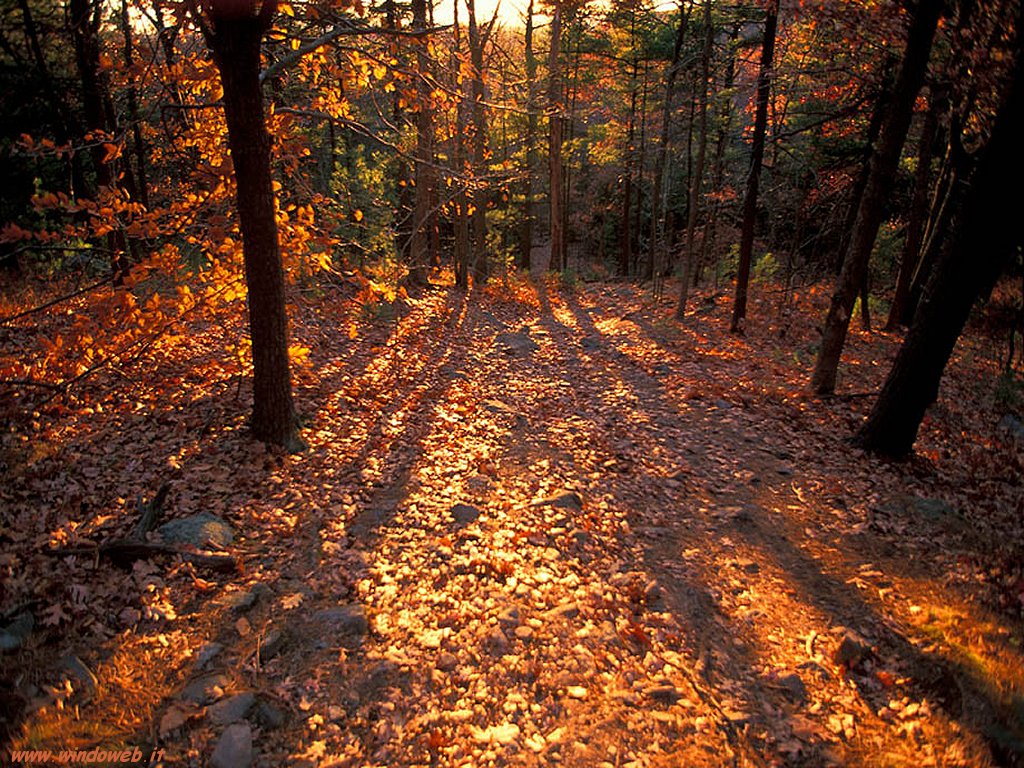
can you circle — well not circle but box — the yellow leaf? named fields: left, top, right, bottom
left=288, top=344, right=310, bottom=365
left=353, top=209, right=363, bottom=222
left=348, top=323, right=358, bottom=340
left=280, top=1, right=295, bottom=15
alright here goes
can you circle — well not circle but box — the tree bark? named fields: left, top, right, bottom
left=518, top=0, right=538, bottom=272
left=678, top=0, right=713, bottom=313
left=648, top=1, right=689, bottom=287
left=856, top=35, right=1024, bottom=457
left=199, top=1, right=304, bottom=452
left=467, top=0, right=489, bottom=282
left=886, top=83, right=945, bottom=330
left=408, top=0, right=435, bottom=285
left=726, top=0, right=777, bottom=330
left=548, top=2, right=564, bottom=272
left=810, top=0, right=942, bottom=393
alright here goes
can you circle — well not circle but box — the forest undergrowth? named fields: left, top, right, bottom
left=1, top=273, right=1023, bottom=767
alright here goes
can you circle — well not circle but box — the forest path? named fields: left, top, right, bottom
left=258, top=279, right=1017, bottom=766
left=6, top=279, right=1023, bottom=768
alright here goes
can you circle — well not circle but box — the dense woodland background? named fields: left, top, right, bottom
left=3, top=1, right=1024, bottom=764
left=0, top=0, right=1022, bottom=454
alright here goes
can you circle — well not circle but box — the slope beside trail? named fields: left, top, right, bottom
left=4, top=278, right=1023, bottom=767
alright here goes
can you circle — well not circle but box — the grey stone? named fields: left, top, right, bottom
left=482, top=627, right=509, bottom=655
left=533, top=491, right=583, bottom=511
left=210, top=723, right=252, bottom=768
left=314, top=604, right=368, bottom=645
left=258, top=629, right=287, bottom=663
left=999, top=414, right=1024, bottom=440
left=877, top=496, right=970, bottom=537
left=62, top=654, right=99, bottom=697
left=182, top=673, right=230, bottom=705
left=219, top=589, right=260, bottom=614
left=0, top=612, right=34, bottom=653
left=496, top=606, right=520, bottom=628
left=158, top=513, right=235, bottom=549
left=253, top=699, right=287, bottom=730
left=644, top=685, right=684, bottom=705
left=208, top=692, right=256, bottom=725
left=195, top=642, right=224, bottom=670
left=496, top=330, right=539, bottom=355
left=543, top=602, right=581, bottom=622
left=436, top=652, right=458, bottom=672
left=451, top=503, right=481, bottom=525
left=777, top=673, right=807, bottom=704
left=834, top=631, right=871, bottom=670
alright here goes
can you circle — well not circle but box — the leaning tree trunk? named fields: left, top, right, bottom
left=886, top=83, right=945, bottom=330
left=726, top=0, right=777, bottom=330
left=200, top=2, right=304, bottom=452
left=810, top=0, right=942, bottom=393
left=856, top=31, right=1024, bottom=457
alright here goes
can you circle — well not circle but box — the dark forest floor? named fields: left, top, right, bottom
left=2, top=275, right=1024, bottom=767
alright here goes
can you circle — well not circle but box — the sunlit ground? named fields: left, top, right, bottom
left=2, top=274, right=1022, bottom=766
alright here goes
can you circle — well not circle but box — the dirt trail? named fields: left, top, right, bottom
left=5, top=280, right=1023, bottom=767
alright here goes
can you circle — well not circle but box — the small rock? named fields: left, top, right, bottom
left=533, top=491, right=583, bottom=511
left=313, top=604, right=368, bottom=645
left=777, top=672, right=808, bottom=704
left=219, top=590, right=260, bottom=615
left=61, top=655, right=99, bottom=697
left=182, top=674, right=230, bottom=705
left=834, top=630, right=872, bottom=670
left=496, top=330, right=539, bottom=355
left=566, top=686, right=587, bottom=699
left=543, top=602, right=581, bottom=622
left=497, top=606, right=521, bottom=628
left=258, top=629, right=287, bottom=663
left=999, top=414, right=1024, bottom=441
left=482, top=627, right=509, bottom=655
left=644, top=685, right=683, bottom=705
left=208, top=692, right=256, bottom=725
left=253, top=699, right=287, bottom=730
left=735, top=558, right=760, bottom=574
left=195, top=642, right=224, bottom=670
left=210, top=723, right=252, bottom=768
left=482, top=399, right=516, bottom=414
left=0, top=612, right=34, bottom=653
left=514, top=625, right=534, bottom=641
left=158, top=513, right=235, bottom=549
left=451, top=503, right=481, bottom=525
left=436, top=652, right=458, bottom=672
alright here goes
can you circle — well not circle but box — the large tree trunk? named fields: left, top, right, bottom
left=408, top=0, right=435, bottom=285
left=467, top=0, right=489, bottom=282
left=518, top=0, right=538, bottom=272
left=725, top=0, right=778, bottom=330
left=548, top=2, right=564, bottom=272
left=678, top=0, right=713, bottom=314
left=201, top=2, right=303, bottom=452
left=856, top=36, right=1024, bottom=457
left=647, top=1, right=689, bottom=287
left=810, top=0, right=942, bottom=393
